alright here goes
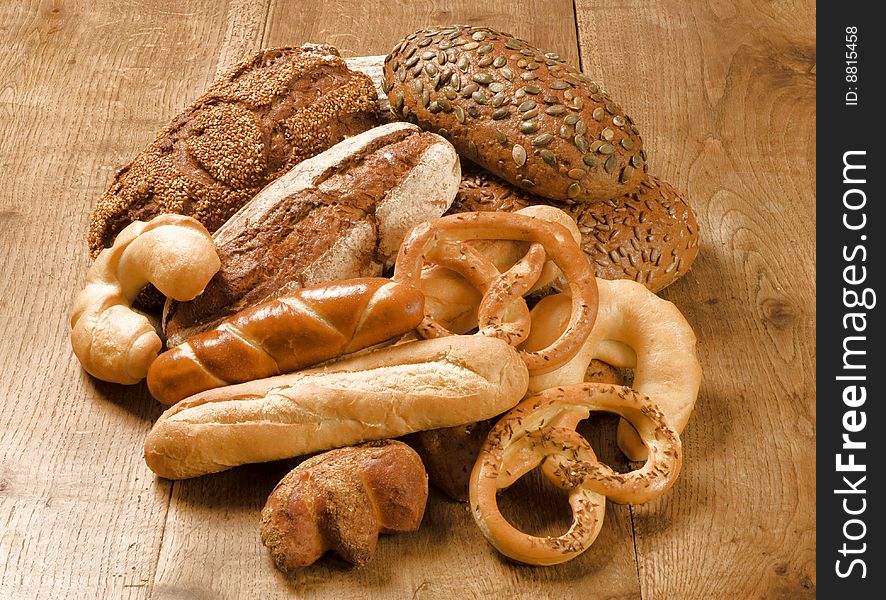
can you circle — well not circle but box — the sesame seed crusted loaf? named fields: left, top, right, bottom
left=382, top=25, right=647, bottom=204
left=87, top=44, right=380, bottom=259
left=162, top=122, right=461, bottom=347
left=449, top=163, right=699, bottom=292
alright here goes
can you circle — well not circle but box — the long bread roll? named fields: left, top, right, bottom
left=144, top=335, right=529, bottom=480
left=147, top=278, right=424, bottom=405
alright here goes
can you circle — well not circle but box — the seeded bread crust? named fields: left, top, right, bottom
left=383, top=25, right=647, bottom=204
left=450, top=164, right=699, bottom=292
left=88, top=44, right=380, bottom=258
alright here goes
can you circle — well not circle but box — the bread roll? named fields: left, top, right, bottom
left=261, top=440, right=427, bottom=570
left=451, top=165, right=699, bottom=292
left=144, top=335, right=529, bottom=480
left=147, top=278, right=425, bottom=405
left=383, top=25, right=646, bottom=203
left=162, top=121, right=461, bottom=347
left=88, top=44, right=379, bottom=258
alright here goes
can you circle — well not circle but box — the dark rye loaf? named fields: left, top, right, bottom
left=162, top=122, right=461, bottom=347
left=382, top=25, right=647, bottom=204
left=88, top=44, right=379, bottom=258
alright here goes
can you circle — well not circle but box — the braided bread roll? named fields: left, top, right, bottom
left=260, top=440, right=427, bottom=571
left=146, top=278, right=424, bottom=405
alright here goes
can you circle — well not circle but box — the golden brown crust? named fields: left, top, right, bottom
left=146, top=278, right=425, bottom=405
left=88, top=44, right=380, bottom=258
left=383, top=25, right=646, bottom=203
left=260, top=440, right=428, bottom=571
left=450, top=165, right=699, bottom=292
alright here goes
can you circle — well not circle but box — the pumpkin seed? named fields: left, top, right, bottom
left=461, top=82, right=479, bottom=97
left=519, top=100, right=537, bottom=112
left=598, top=143, right=616, bottom=154
left=492, top=107, right=510, bottom=120
left=463, top=41, right=479, bottom=50
left=425, top=62, right=438, bottom=77
left=574, top=134, right=588, bottom=152
left=520, top=120, right=540, bottom=134
left=478, top=55, right=494, bottom=67
left=488, top=82, right=505, bottom=93
left=493, top=56, right=507, bottom=67
left=559, top=124, right=572, bottom=138
left=620, top=165, right=634, bottom=183
left=543, top=95, right=558, bottom=104
left=491, top=92, right=507, bottom=107
left=539, top=149, right=557, bottom=165
left=521, top=108, right=539, bottom=120
left=471, top=91, right=487, bottom=104
left=612, top=115, right=626, bottom=127
left=575, top=120, right=586, bottom=135
left=521, top=72, right=537, bottom=80
left=601, top=128, right=615, bottom=141
left=467, top=105, right=480, bottom=118
left=421, top=50, right=436, bottom=61
left=532, top=133, right=554, bottom=146
left=546, top=104, right=566, bottom=115
left=621, top=138, right=634, bottom=150
left=472, top=31, right=486, bottom=41
left=549, top=80, right=569, bottom=90
left=523, top=84, right=541, bottom=94
left=583, top=155, right=599, bottom=168
left=512, top=144, right=527, bottom=166
left=505, top=38, right=523, bottom=50
left=500, top=67, right=515, bottom=80
left=604, top=155, right=618, bottom=173
left=568, top=168, right=586, bottom=180
left=472, top=73, right=493, bottom=84
left=631, top=154, right=644, bottom=168
left=454, top=105, right=465, bottom=123
left=457, top=56, right=470, bottom=71
left=564, top=114, right=579, bottom=125
left=567, top=182, right=582, bottom=198
left=405, top=56, right=419, bottom=68
left=495, top=130, right=508, bottom=144
left=468, top=140, right=479, bottom=157
left=592, top=107, right=605, bottom=121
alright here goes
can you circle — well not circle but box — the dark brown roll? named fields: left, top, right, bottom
left=88, top=44, right=380, bottom=258
left=382, top=25, right=646, bottom=204
left=450, top=164, right=699, bottom=292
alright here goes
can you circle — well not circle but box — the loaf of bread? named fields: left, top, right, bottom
left=260, top=440, right=427, bottom=570
left=147, top=278, right=424, bottom=405
left=88, top=44, right=379, bottom=259
left=383, top=25, right=646, bottom=203
left=162, top=121, right=461, bottom=347
left=143, top=335, right=529, bottom=480
left=451, top=165, right=699, bottom=292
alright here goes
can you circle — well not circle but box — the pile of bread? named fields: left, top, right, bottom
left=70, top=26, right=702, bottom=574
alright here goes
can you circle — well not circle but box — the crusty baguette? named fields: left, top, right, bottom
left=144, top=335, right=529, bottom=480
left=147, top=278, right=424, bottom=405
left=260, top=440, right=427, bottom=570
left=162, top=121, right=461, bottom=347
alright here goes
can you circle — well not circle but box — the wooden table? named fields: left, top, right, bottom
left=0, top=1, right=816, bottom=598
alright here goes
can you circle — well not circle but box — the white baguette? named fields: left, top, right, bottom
left=144, top=335, right=529, bottom=479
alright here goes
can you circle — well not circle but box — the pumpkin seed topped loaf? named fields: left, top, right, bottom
left=382, top=25, right=647, bottom=204
left=88, top=44, right=380, bottom=258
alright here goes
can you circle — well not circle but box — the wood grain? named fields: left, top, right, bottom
left=0, top=0, right=816, bottom=598
left=575, top=0, right=816, bottom=597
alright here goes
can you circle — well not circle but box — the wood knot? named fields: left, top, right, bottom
left=761, top=298, right=796, bottom=329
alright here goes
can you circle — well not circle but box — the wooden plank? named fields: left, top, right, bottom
left=0, top=1, right=268, bottom=598
left=574, top=0, right=816, bottom=597
left=149, top=2, right=642, bottom=598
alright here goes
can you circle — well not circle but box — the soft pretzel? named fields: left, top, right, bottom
left=416, top=205, right=581, bottom=335
left=70, top=214, right=220, bottom=384
left=393, top=209, right=597, bottom=375
left=523, top=280, right=702, bottom=461
left=469, top=383, right=682, bottom=566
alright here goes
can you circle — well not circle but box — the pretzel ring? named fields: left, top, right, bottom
left=523, top=279, right=702, bottom=461
left=393, top=211, right=598, bottom=375
left=469, top=383, right=682, bottom=566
